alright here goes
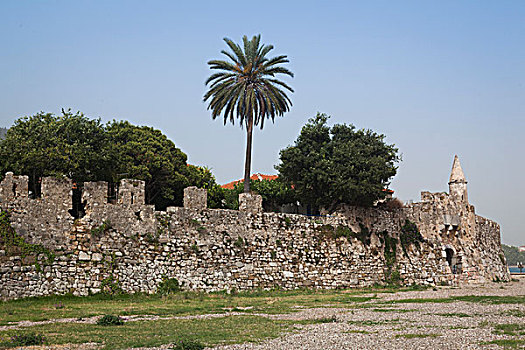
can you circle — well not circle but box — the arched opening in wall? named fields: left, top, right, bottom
left=69, top=183, right=85, bottom=219
left=131, top=192, right=134, bottom=205
left=12, top=183, right=17, bottom=197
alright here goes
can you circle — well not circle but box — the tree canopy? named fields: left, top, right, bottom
left=0, top=110, right=113, bottom=196
left=204, top=34, right=294, bottom=193
left=0, top=110, right=223, bottom=210
left=276, top=113, right=399, bottom=212
left=0, top=127, right=7, bottom=140
left=106, top=121, right=188, bottom=209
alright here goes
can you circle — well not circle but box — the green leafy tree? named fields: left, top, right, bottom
left=0, top=127, right=7, bottom=140
left=276, top=113, right=399, bottom=212
left=0, top=110, right=113, bottom=196
left=204, top=34, right=294, bottom=193
left=0, top=111, right=227, bottom=211
left=106, top=121, right=188, bottom=209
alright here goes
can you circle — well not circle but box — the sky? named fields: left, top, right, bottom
left=0, top=1, right=523, bottom=245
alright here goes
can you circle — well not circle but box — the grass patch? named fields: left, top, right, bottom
left=372, top=308, right=414, bottom=313
left=435, top=312, right=471, bottom=318
left=395, top=333, right=441, bottom=339
left=481, top=339, right=525, bottom=349
left=348, top=318, right=401, bottom=326
left=0, top=315, right=294, bottom=350
left=344, top=329, right=374, bottom=334
left=383, top=295, right=525, bottom=305
left=171, top=340, right=205, bottom=350
left=310, top=315, right=337, bottom=323
left=503, top=309, right=525, bottom=318
left=0, top=289, right=381, bottom=326
left=493, top=323, right=525, bottom=336
left=449, top=325, right=471, bottom=330
left=0, top=332, right=46, bottom=347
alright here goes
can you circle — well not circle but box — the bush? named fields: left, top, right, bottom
left=9, top=332, right=45, bottom=346
left=90, top=220, right=112, bottom=237
left=171, top=340, right=205, bottom=350
left=100, top=275, right=123, bottom=296
left=96, top=314, right=124, bottom=326
left=400, top=219, right=424, bottom=248
left=387, top=269, right=402, bottom=285
left=157, top=277, right=181, bottom=295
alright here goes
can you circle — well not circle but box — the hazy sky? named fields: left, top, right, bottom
left=1, top=1, right=523, bottom=245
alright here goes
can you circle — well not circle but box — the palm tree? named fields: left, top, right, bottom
left=204, top=34, right=294, bottom=193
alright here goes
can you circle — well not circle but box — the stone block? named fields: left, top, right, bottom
left=41, top=176, right=72, bottom=204
left=82, top=181, right=108, bottom=210
left=239, top=193, right=262, bottom=213
left=183, top=186, right=207, bottom=209
left=92, top=253, right=103, bottom=261
left=78, top=252, right=90, bottom=261
left=118, top=179, right=145, bottom=206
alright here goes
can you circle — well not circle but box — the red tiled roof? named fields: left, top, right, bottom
left=221, top=175, right=394, bottom=195
left=221, top=173, right=278, bottom=189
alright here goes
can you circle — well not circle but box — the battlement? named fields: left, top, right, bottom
left=0, top=172, right=28, bottom=202
left=0, top=156, right=510, bottom=300
left=0, top=174, right=264, bottom=215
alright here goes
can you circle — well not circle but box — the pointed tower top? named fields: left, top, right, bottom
left=449, top=155, right=467, bottom=184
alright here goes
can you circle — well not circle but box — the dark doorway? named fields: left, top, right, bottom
left=107, top=183, right=118, bottom=204
left=69, top=185, right=85, bottom=219
left=29, top=176, right=42, bottom=199
left=445, top=248, right=454, bottom=266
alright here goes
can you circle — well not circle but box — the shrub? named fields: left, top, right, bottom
left=387, top=269, right=402, bottom=285
left=9, top=332, right=45, bottom=346
left=157, top=277, right=181, bottom=295
left=171, top=340, right=205, bottom=350
left=400, top=219, right=424, bottom=248
left=90, top=220, right=112, bottom=237
left=234, top=236, right=244, bottom=248
left=97, top=314, right=124, bottom=326
left=100, top=275, right=123, bottom=296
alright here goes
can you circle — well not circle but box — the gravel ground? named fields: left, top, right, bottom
left=9, top=276, right=525, bottom=350
left=207, top=277, right=525, bottom=350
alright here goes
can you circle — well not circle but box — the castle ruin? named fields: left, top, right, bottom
left=0, top=156, right=510, bottom=300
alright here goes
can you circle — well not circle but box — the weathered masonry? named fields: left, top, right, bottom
left=0, top=156, right=510, bottom=300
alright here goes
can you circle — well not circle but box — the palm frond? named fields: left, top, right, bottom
left=204, top=34, right=293, bottom=130
left=224, top=38, right=247, bottom=67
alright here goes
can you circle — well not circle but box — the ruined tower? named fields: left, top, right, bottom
left=448, top=155, right=468, bottom=203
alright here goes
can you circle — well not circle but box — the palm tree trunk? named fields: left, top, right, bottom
left=243, top=115, right=254, bottom=193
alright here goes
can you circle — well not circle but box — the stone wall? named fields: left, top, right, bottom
left=0, top=171, right=510, bottom=300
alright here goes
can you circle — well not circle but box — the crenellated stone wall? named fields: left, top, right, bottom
left=0, top=161, right=510, bottom=300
